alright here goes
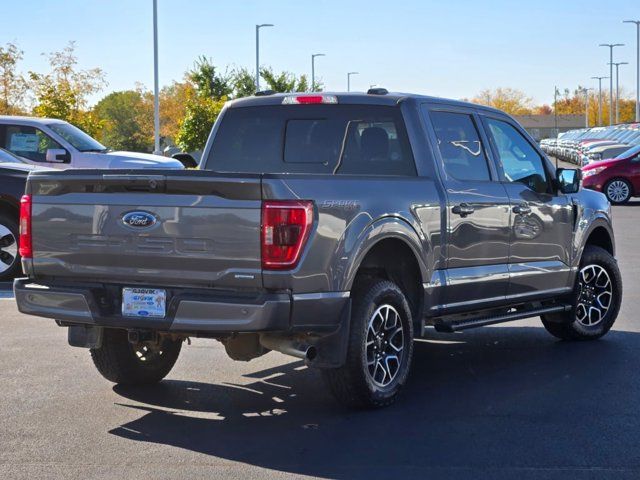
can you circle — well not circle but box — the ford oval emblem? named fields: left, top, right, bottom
left=122, top=211, right=157, bottom=229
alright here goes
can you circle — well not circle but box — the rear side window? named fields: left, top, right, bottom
left=430, top=111, right=491, bottom=182
left=205, top=105, right=416, bottom=176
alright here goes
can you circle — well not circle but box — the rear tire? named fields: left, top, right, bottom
left=90, top=328, right=182, bottom=385
left=322, top=278, right=414, bottom=408
left=541, top=245, right=622, bottom=340
left=0, top=213, right=21, bottom=281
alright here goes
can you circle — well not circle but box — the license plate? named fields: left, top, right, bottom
left=122, top=288, right=166, bottom=318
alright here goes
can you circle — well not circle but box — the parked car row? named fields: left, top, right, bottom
left=540, top=123, right=640, bottom=166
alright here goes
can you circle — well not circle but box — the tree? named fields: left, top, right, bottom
left=175, top=95, right=225, bottom=152
left=0, top=42, right=27, bottom=114
left=471, top=87, right=533, bottom=115
left=231, top=67, right=257, bottom=98
left=93, top=90, right=153, bottom=151
left=189, top=56, right=232, bottom=99
left=29, top=42, right=106, bottom=135
left=175, top=58, right=229, bottom=152
left=260, top=68, right=311, bottom=93
left=534, top=104, right=553, bottom=115
left=554, top=87, right=604, bottom=126
left=159, top=81, right=194, bottom=144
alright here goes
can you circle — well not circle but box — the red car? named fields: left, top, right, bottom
left=582, top=144, right=640, bottom=204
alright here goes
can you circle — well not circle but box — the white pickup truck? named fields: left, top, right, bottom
left=0, top=116, right=184, bottom=169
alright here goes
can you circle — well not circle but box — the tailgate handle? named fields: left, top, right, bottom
left=101, top=174, right=166, bottom=192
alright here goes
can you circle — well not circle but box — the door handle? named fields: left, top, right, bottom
left=452, top=203, right=475, bottom=217
left=512, top=204, right=532, bottom=215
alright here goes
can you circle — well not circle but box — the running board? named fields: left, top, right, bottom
left=433, top=304, right=571, bottom=333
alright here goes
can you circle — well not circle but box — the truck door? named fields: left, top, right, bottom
left=423, top=106, right=511, bottom=312
left=481, top=115, right=573, bottom=301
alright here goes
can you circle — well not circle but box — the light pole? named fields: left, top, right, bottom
left=152, top=0, right=160, bottom=154
left=554, top=86, right=559, bottom=168
left=311, top=53, right=325, bottom=92
left=610, top=62, right=629, bottom=123
left=591, top=76, right=609, bottom=126
left=255, top=24, right=274, bottom=91
left=599, top=43, right=624, bottom=125
left=580, top=87, right=593, bottom=127
left=623, top=20, right=640, bottom=122
left=347, top=72, right=359, bottom=92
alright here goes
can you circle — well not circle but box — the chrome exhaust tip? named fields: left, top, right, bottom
left=260, top=335, right=317, bottom=363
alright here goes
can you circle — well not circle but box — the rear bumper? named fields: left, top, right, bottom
left=14, top=279, right=349, bottom=334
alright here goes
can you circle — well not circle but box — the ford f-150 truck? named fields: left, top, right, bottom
left=14, top=90, right=622, bottom=408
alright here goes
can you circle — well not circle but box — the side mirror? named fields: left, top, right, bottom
left=45, top=148, right=70, bottom=163
left=557, top=168, right=581, bottom=194
left=171, top=153, right=198, bottom=169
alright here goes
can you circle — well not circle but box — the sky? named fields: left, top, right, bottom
left=3, top=0, right=639, bottom=106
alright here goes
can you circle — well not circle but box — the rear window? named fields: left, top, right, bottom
left=204, top=105, right=416, bottom=176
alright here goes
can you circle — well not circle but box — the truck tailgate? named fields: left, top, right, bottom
left=26, top=170, right=263, bottom=289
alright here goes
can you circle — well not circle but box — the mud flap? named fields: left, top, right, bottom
left=307, top=300, right=351, bottom=368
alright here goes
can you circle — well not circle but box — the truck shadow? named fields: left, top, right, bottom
left=111, top=326, right=640, bottom=479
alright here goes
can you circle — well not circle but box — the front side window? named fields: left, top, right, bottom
left=1, top=125, right=63, bottom=162
left=485, top=118, right=549, bottom=194
left=430, top=111, right=491, bottom=182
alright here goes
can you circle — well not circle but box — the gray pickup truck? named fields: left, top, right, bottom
left=14, top=90, right=622, bottom=408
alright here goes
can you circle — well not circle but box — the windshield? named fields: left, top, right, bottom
left=0, top=147, right=27, bottom=163
left=616, top=144, right=640, bottom=159
left=48, top=123, right=107, bottom=152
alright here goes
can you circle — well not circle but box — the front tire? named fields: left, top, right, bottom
left=604, top=178, right=632, bottom=204
left=90, top=328, right=182, bottom=385
left=322, top=278, right=414, bottom=408
left=542, top=245, right=622, bottom=340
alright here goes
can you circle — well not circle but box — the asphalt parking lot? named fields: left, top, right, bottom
left=2, top=196, right=640, bottom=480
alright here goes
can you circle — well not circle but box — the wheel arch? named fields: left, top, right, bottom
left=343, top=217, right=429, bottom=322
left=0, top=196, right=19, bottom=219
left=584, top=225, right=614, bottom=256
left=576, top=218, right=616, bottom=266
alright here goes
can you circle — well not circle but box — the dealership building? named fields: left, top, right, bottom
left=513, top=114, right=584, bottom=141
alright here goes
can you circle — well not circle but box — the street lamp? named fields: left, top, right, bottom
left=580, top=87, right=594, bottom=128
left=623, top=20, right=640, bottom=122
left=347, top=72, right=359, bottom=92
left=610, top=61, right=629, bottom=124
left=591, top=76, right=609, bottom=126
left=553, top=86, right=559, bottom=168
left=311, top=53, right=325, bottom=92
left=255, top=24, right=274, bottom=91
left=152, top=0, right=160, bottom=154
left=599, top=43, right=625, bottom=125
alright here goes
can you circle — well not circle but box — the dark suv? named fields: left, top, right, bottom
left=15, top=91, right=621, bottom=408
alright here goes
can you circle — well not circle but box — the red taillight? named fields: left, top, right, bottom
left=261, top=200, right=313, bottom=270
left=282, top=95, right=338, bottom=105
left=19, top=194, right=32, bottom=258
